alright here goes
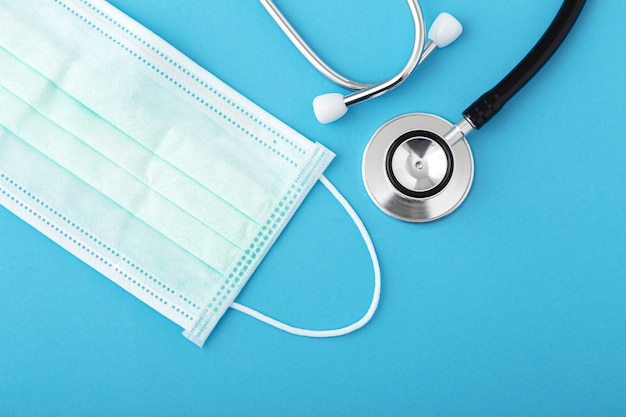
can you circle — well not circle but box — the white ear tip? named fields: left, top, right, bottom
left=428, top=12, right=463, bottom=48
left=313, top=93, right=348, bottom=124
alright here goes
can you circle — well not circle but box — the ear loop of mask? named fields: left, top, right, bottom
left=230, top=175, right=381, bottom=337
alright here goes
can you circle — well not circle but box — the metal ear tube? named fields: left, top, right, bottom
left=259, top=0, right=463, bottom=123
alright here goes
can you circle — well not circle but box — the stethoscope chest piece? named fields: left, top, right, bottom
left=362, top=113, right=474, bottom=222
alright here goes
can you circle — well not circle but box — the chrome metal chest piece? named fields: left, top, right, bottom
left=363, top=113, right=473, bottom=222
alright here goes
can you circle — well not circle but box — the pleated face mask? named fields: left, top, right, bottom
left=0, top=0, right=380, bottom=347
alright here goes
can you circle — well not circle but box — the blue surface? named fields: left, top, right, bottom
left=1, top=0, right=625, bottom=416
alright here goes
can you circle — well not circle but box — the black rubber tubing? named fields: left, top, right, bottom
left=462, top=0, right=587, bottom=129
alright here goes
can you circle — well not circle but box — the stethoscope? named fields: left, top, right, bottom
left=262, top=0, right=586, bottom=222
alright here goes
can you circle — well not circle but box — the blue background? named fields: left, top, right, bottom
left=1, top=0, right=625, bottom=416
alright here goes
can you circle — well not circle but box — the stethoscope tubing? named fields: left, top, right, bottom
left=463, top=0, right=587, bottom=130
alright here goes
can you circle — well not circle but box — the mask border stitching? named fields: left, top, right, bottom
left=186, top=147, right=332, bottom=342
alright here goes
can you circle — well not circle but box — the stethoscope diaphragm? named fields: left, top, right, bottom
left=362, top=113, right=473, bottom=222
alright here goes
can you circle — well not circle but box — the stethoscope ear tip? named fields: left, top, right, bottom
left=429, top=12, right=463, bottom=48
left=313, top=93, right=348, bottom=124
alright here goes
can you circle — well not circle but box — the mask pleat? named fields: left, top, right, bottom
left=0, top=84, right=248, bottom=276
left=0, top=126, right=223, bottom=325
left=0, top=45, right=263, bottom=252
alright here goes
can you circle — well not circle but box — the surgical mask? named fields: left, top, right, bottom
left=0, top=0, right=379, bottom=347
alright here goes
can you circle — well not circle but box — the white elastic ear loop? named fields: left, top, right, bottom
left=230, top=175, right=381, bottom=337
